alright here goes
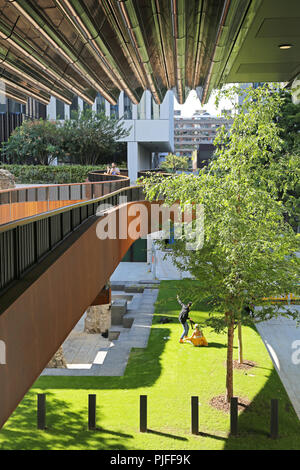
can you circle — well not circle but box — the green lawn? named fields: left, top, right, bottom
left=0, top=280, right=299, bottom=450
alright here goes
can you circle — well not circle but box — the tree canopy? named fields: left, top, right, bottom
left=141, top=84, right=300, bottom=401
left=1, top=109, right=130, bottom=166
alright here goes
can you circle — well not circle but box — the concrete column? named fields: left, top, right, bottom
left=128, top=141, right=139, bottom=183
left=145, top=90, right=151, bottom=120
left=119, top=91, right=124, bottom=118
left=78, top=98, right=84, bottom=113
left=47, top=96, right=56, bottom=120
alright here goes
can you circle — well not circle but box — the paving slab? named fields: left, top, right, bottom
left=41, top=287, right=159, bottom=377
left=255, top=305, right=300, bottom=419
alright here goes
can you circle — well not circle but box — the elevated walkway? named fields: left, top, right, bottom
left=0, top=174, right=159, bottom=429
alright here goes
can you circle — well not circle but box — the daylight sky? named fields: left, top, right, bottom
left=173, top=86, right=235, bottom=117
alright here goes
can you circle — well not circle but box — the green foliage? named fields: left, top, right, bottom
left=276, top=89, right=300, bottom=155
left=2, top=119, right=64, bottom=165
left=159, top=153, right=190, bottom=173
left=141, top=84, right=300, bottom=330
left=0, top=164, right=111, bottom=184
left=1, top=110, right=130, bottom=167
left=59, top=109, right=130, bottom=165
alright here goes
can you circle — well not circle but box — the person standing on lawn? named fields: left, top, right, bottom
left=177, top=294, right=194, bottom=343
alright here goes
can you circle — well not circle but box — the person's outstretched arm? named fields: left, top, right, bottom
left=176, top=294, right=184, bottom=307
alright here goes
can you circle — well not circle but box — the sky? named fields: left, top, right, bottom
left=173, top=86, right=235, bottom=117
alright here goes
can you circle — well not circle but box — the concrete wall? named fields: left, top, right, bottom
left=47, top=90, right=174, bottom=183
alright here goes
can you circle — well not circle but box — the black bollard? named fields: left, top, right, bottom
left=140, top=395, right=147, bottom=432
left=88, top=394, right=96, bottom=430
left=191, top=396, right=199, bottom=435
left=270, top=399, right=279, bottom=439
left=230, top=397, right=238, bottom=436
left=37, top=393, right=46, bottom=430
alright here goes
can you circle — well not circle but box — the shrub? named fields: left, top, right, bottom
left=2, top=119, right=64, bottom=165
left=0, top=164, right=111, bottom=184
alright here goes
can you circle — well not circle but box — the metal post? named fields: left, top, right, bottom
left=191, top=396, right=198, bottom=435
left=88, top=394, right=96, bottom=430
left=230, top=397, right=238, bottom=435
left=270, top=399, right=278, bottom=439
left=140, top=395, right=147, bottom=432
left=37, top=394, right=46, bottom=430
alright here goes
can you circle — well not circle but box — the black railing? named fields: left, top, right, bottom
left=0, top=185, right=144, bottom=296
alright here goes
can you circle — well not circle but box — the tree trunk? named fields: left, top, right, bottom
left=225, top=313, right=235, bottom=403
left=238, top=321, right=243, bottom=364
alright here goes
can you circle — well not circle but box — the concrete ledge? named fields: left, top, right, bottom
left=108, top=331, right=120, bottom=341
left=111, top=282, right=125, bottom=291
left=124, top=285, right=144, bottom=293
left=123, top=316, right=134, bottom=328
left=111, top=299, right=127, bottom=325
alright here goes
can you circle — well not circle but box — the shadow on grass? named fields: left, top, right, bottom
left=36, top=326, right=170, bottom=392
left=0, top=391, right=133, bottom=450
left=147, top=429, right=188, bottom=441
left=223, top=368, right=300, bottom=450
left=206, top=342, right=227, bottom=349
left=198, top=431, right=227, bottom=441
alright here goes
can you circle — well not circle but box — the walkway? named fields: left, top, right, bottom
left=41, top=284, right=158, bottom=376
left=255, top=305, right=300, bottom=419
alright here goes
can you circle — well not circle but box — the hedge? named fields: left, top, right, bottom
left=0, top=164, right=126, bottom=184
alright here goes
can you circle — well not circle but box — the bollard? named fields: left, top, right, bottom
left=191, top=396, right=199, bottom=435
left=140, top=395, right=147, bottom=432
left=37, top=393, right=46, bottom=430
left=230, top=397, right=238, bottom=436
left=270, top=399, right=279, bottom=439
left=88, top=394, right=96, bottom=430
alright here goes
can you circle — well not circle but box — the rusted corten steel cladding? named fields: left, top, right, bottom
left=0, top=178, right=167, bottom=429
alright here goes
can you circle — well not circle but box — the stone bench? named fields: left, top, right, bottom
left=111, top=299, right=127, bottom=325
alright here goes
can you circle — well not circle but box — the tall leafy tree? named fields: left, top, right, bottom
left=60, top=109, right=130, bottom=165
left=159, top=153, right=190, bottom=173
left=141, top=85, right=300, bottom=403
left=1, top=119, right=64, bottom=165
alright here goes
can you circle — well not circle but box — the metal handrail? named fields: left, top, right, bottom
left=0, top=174, right=131, bottom=225
left=0, top=184, right=142, bottom=233
left=0, top=184, right=145, bottom=294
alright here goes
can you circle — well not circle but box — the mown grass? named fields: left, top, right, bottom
left=0, top=280, right=299, bottom=450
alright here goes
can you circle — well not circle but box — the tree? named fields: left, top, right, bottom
left=160, top=154, right=190, bottom=173
left=59, top=109, right=130, bottom=165
left=141, top=85, right=300, bottom=403
left=1, top=119, right=64, bottom=165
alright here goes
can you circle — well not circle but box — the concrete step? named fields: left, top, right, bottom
left=122, top=315, right=134, bottom=328
left=124, top=285, right=144, bottom=293
left=111, top=299, right=127, bottom=325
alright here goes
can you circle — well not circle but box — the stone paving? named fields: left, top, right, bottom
left=255, top=305, right=300, bottom=419
left=41, top=284, right=158, bottom=377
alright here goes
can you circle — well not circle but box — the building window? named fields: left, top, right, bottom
left=151, top=98, right=160, bottom=120
left=56, top=99, right=65, bottom=120
left=123, top=93, right=132, bottom=119
left=96, top=93, right=105, bottom=114
left=70, top=96, right=78, bottom=118
left=110, top=103, right=119, bottom=118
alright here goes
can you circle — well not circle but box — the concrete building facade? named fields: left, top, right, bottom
left=47, top=90, right=174, bottom=183
left=174, top=110, right=231, bottom=155
left=174, top=110, right=231, bottom=166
